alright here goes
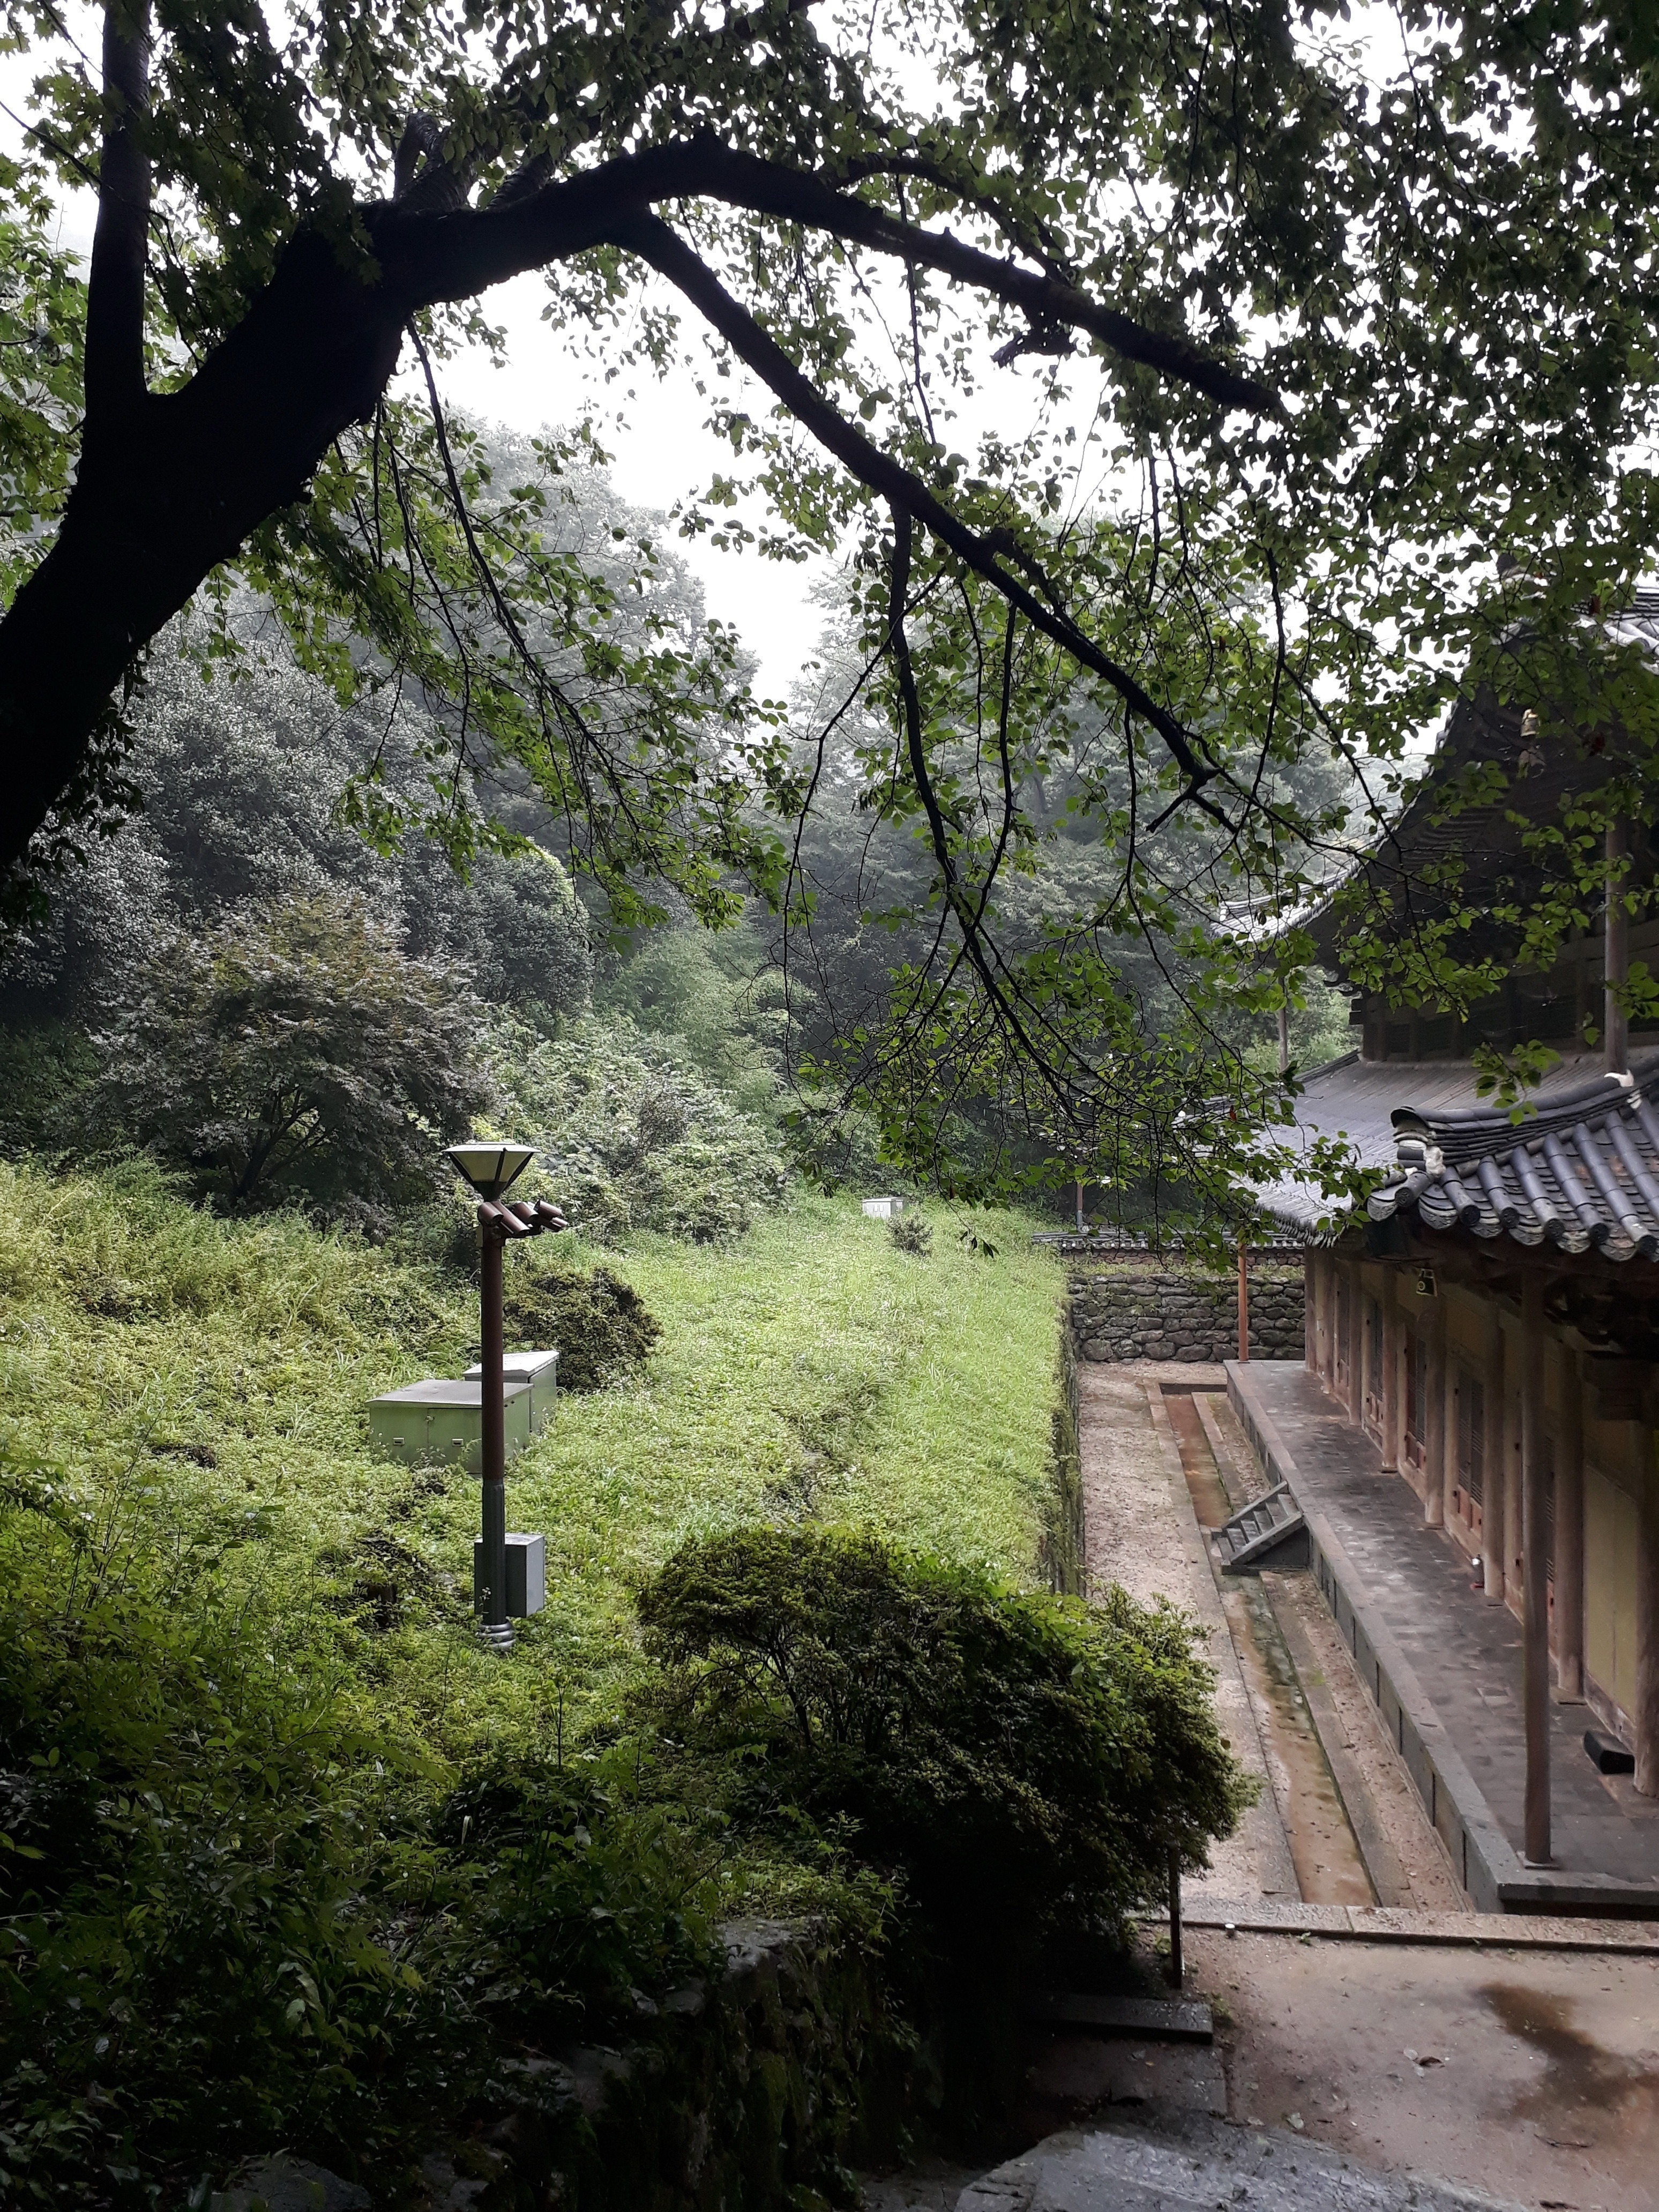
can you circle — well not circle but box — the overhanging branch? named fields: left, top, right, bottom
left=393, top=137, right=1277, bottom=419
left=616, top=211, right=1228, bottom=813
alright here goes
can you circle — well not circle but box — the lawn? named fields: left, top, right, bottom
left=0, top=1163, right=1067, bottom=1755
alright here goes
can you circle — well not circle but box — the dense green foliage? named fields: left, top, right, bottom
left=491, top=1012, right=791, bottom=1245
left=0, top=1160, right=1100, bottom=2199
left=637, top=1528, right=1247, bottom=1954
left=0, top=1460, right=724, bottom=2204
left=502, top=1254, right=663, bottom=1392
left=0, top=621, right=800, bottom=1238
left=90, top=891, right=490, bottom=1221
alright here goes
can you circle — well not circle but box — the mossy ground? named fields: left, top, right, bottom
left=0, top=1163, right=1065, bottom=1762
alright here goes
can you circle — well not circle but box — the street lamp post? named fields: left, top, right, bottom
left=443, top=1142, right=566, bottom=1650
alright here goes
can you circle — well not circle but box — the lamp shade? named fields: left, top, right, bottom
left=443, top=1141, right=536, bottom=1200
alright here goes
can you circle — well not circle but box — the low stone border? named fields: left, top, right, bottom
left=1227, top=1363, right=1659, bottom=1917
left=1154, top=1895, right=1659, bottom=1953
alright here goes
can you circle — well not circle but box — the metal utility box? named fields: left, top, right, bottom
left=474, top=1531, right=546, bottom=1616
left=366, top=1378, right=532, bottom=1474
left=464, top=1347, right=558, bottom=1436
left=862, top=1195, right=906, bottom=1219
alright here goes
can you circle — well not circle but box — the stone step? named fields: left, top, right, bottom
left=1028, top=1993, right=1213, bottom=2042
left=955, top=2109, right=1522, bottom=2211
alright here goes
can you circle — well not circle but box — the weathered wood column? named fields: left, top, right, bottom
left=1303, top=1250, right=1317, bottom=1373
left=1425, top=1289, right=1448, bottom=1528
left=1636, top=1384, right=1659, bottom=1797
left=1554, top=1345, right=1585, bottom=1703
left=1346, top=1261, right=1364, bottom=1424
left=1483, top=1306, right=1507, bottom=1604
left=1381, top=1280, right=1403, bottom=1474
left=1321, top=1253, right=1338, bottom=1391
left=1521, top=1273, right=1552, bottom=1862
left=1506, top=1336, right=1525, bottom=1606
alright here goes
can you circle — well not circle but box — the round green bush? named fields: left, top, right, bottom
left=635, top=1526, right=1251, bottom=1951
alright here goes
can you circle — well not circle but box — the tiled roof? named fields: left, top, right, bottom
left=1249, top=1048, right=1659, bottom=1237
left=1367, top=1068, right=1659, bottom=1259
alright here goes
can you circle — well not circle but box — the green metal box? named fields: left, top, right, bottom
left=464, top=1348, right=558, bottom=1437
left=366, top=1378, right=532, bottom=1474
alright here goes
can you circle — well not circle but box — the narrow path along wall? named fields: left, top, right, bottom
left=1068, top=1257, right=1304, bottom=1365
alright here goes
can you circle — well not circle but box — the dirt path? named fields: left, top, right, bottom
left=1077, top=1362, right=1296, bottom=1902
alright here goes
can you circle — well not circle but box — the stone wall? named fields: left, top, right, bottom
left=1041, top=1317, right=1085, bottom=1596
left=1068, top=1257, right=1305, bottom=1364
left=360, top=1919, right=910, bottom=2212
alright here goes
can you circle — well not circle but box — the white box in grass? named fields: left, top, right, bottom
left=474, top=1531, right=546, bottom=1616
left=464, top=1347, right=559, bottom=1436
left=861, top=1195, right=905, bottom=1219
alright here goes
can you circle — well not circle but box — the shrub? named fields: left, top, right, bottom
left=888, top=1214, right=932, bottom=1257
left=502, top=1256, right=663, bottom=1389
left=87, top=890, right=491, bottom=1224
left=636, top=1527, right=1251, bottom=1955
left=0, top=1465, right=430, bottom=2202
left=0, top=1461, right=717, bottom=2207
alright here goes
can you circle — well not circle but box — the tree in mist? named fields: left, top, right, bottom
left=3, top=2, right=1659, bottom=1205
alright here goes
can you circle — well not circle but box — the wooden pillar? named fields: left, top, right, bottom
left=1303, top=1251, right=1317, bottom=1372
left=1483, top=1306, right=1506, bottom=1604
left=1507, top=1343, right=1525, bottom=1608
left=1637, top=1387, right=1659, bottom=1797
left=1555, top=1345, right=1585, bottom=1703
left=1521, top=1273, right=1552, bottom=1863
left=1321, top=1254, right=1338, bottom=1390
left=1381, top=1281, right=1403, bottom=1473
left=1346, top=1263, right=1364, bottom=1424
left=1425, top=1290, right=1448, bottom=1528
left=1318, top=1265, right=1336, bottom=1380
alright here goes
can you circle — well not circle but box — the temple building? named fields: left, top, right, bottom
left=1235, top=636, right=1659, bottom=1911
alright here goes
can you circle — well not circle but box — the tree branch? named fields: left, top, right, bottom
left=391, top=137, right=1277, bottom=417
left=85, top=0, right=152, bottom=428
left=615, top=211, right=1227, bottom=811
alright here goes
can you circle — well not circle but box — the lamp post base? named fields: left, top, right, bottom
left=477, top=1618, right=515, bottom=1653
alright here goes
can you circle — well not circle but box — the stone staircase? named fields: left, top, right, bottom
left=950, top=2109, right=1520, bottom=2211
left=1209, top=1478, right=1309, bottom=1573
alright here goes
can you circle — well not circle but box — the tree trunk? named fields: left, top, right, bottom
left=0, top=230, right=407, bottom=873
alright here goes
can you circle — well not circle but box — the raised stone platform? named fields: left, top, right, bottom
left=1229, top=1360, right=1659, bottom=1915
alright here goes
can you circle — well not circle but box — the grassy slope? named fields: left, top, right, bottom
left=0, top=1163, right=1064, bottom=1755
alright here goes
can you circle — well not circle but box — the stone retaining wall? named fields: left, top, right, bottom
left=1041, top=1317, right=1085, bottom=1596
left=1068, top=1257, right=1305, bottom=1365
